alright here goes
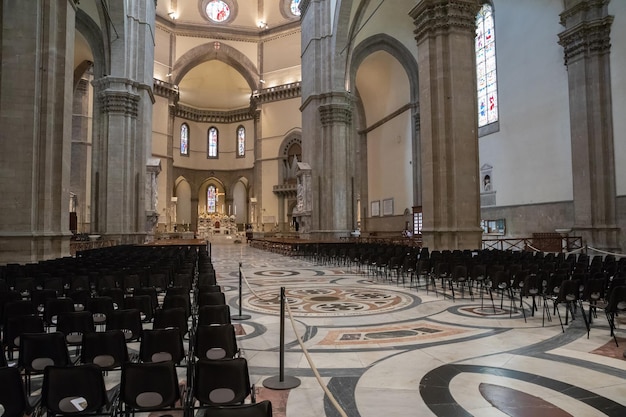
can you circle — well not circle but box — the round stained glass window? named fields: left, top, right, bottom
left=290, top=0, right=301, bottom=16
left=206, top=0, right=230, bottom=23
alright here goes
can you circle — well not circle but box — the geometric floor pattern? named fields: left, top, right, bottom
left=210, top=238, right=626, bottom=417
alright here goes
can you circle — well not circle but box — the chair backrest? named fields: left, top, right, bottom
left=0, top=366, right=30, bottom=417
left=147, top=273, right=168, bottom=291
left=41, top=364, right=108, bottom=415
left=43, top=298, right=76, bottom=326
left=139, top=328, right=185, bottom=364
left=204, top=400, right=273, bottom=417
left=198, top=284, right=222, bottom=293
left=2, top=300, right=36, bottom=328
left=85, top=296, right=115, bottom=325
left=198, top=272, right=217, bottom=287
left=197, top=291, right=226, bottom=307
left=194, top=324, right=238, bottom=360
left=57, top=311, right=95, bottom=346
left=153, top=307, right=188, bottom=338
left=30, top=289, right=59, bottom=311
left=557, top=278, right=580, bottom=303
left=18, top=331, right=70, bottom=373
left=197, top=304, right=231, bottom=326
left=193, top=357, right=251, bottom=406
left=606, top=285, right=626, bottom=313
left=123, top=295, right=154, bottom=322
left=3, top=314, right=45, bottom=352
left=120, top=361, right=181, bottom=411
left=162, top=293, right=191, bottom=318
left=134, top=287, right=158, bottom=311
left=106, top=308, right=143, bottom=342
left=81, top=329, right=129, bottom=370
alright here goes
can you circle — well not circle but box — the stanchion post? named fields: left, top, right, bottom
left=263, top=287, right=301, bottom=390
left=232, top=261, right=251, bottom=321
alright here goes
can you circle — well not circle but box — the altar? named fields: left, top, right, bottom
left=197, top=213, right=237, bottom=239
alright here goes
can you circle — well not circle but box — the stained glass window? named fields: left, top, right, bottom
left=207, top=185, right=217, bottom=213
left=290, top=0, right=301, bottom=16
left=236, top=126, right=245, bottom=157
left=206, top=0, right=230, bottom=23
left=207, top=127, right=218, bottom=158
left=476, top=3, right=498, bottom=128
left=180, top=123, right=189, bottom=156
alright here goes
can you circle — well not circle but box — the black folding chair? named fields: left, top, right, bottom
left=41, top=364, right=111, bottom=417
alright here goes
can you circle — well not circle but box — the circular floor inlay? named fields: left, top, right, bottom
left=245, top=286, right=414, bottom=317
left=253, top=270, right=300, bottom=277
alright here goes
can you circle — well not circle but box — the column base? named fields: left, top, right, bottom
left=0, top=233, right=71, bottom=265
left=421, top=228, right=483, bottom=251
left=572, top=226, right=621, bottom=253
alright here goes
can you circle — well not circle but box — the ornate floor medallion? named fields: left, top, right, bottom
left=244, top=286, right=414, bottom=317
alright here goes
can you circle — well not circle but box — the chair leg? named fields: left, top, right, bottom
left=488, top=289, right=497, bottom=313
left=605, top=311, right=619, bottom=347
left=554, top=302, right=565, bottom=333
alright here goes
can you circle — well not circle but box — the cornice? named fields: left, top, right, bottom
left=252, top=82, right=301, bottom=104
left=153, top=78, right=179, bottom=100
left=175, top=104, right=255, bottom=124
left=559, top=0, right=610, bottom=26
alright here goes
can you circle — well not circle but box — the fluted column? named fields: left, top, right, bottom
left=410, top=0, right=483, bottom=250
left=558, top=0, right=619, bottom=250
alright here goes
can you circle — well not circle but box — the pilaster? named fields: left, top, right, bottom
left=558, top=0, right=619, bottom=250
left=410, top=0, right=483, bottom=250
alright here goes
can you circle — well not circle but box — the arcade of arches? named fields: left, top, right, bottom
left=1, top=0, right=626, bottom=264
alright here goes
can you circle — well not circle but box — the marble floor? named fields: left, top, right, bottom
left=208, top=239, right=626, bottom=417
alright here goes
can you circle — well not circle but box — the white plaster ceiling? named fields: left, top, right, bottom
left=177, top=60, right=251, bottom=110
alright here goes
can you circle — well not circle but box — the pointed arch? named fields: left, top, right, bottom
left=349, top=34, right=419, bottom=104
left=171, top=42, right=260, bottom=91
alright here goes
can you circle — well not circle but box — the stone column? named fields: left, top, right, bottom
left=558, top=0, right=619, bottom=250
left=145, top=158, right=161, bottom=242
left=0, top=0, right=76, bottom=264
left=91, top=77, right=142, bottom=242
left=315, top=98, right=356, bottom=238
left=71, top=77, right=92, bottom=234
left=252, top=108, right=262, bottom=230
left=90, top=0, right=156, bottom=245
left=410, top=0, right=483, bottom=251
left=300, top=0, right=358, bottom=240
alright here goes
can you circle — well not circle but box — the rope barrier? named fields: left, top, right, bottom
left=587, top=245, right=626, bottom=258
left=525, top=243, right=542, bottom=252
left=564, top=246, right=585, bottom=256
left=238, top=266, right=349, bottom=417
left=284, top=297, right=349, bottom=417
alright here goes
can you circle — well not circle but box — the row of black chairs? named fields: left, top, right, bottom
left=1, top=245, right=272, bottom=417
left=1, top=359, right=272, bottom=417
left=292, top=243, right=626, bottom=343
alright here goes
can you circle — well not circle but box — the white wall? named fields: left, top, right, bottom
left=479, top=0, right=572, bottom=207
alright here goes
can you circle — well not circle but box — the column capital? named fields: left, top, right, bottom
left=97, top=90, right=140, bottom=117
left=559, top=7, right=613, bottom=65
left=319, top=103, right=352, bottom=126
left=410, top=0, right=481, bottom=44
